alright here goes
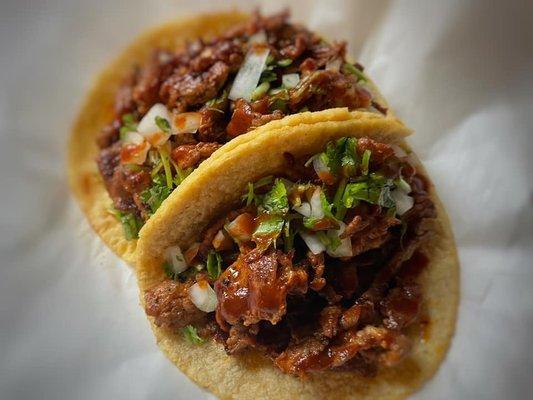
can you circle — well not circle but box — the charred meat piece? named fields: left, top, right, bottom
left=215, top=250, right=308, bottom=327
left=144, top=279, right=205, bottom=330
left=171, top=142, right=222, bottom=169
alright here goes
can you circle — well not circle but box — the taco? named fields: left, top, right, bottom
left=136, top=115, right=459, bottom=399
left=68, top=10, right=396, bottom=264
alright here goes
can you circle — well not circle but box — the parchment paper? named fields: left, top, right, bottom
left=1, top=0, right=532, bottom=399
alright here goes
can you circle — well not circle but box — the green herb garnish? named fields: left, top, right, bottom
left=119, top=113, right=138, bottom=140
left=182, top=325, right=204, bottom=345
left=140, top=174, right=172, bottom=215
left=260, top=179, right=289, bottom=215
left=361, top=149, right=371, bottom=175
left=342, top=174, right=395, bottom=209
left=206, top=251, right=222, bottom=280
left=251, top=81, right=271, bottom=101
left=277, top=58, right=293, bottom=67
left=342, top=63, right=367, bottom=82
left=259, top=70, right=277, bottom=84
left=110, top=208, right=143, bottom=240
left=155, top=116, right=171, bottom=134
left=157, top=148, right=173, bottom=189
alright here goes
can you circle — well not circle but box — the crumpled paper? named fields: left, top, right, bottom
left=1, top=0, right=532, bottom=399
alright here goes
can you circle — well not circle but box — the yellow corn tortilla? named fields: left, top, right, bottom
left=68, top=11, right=400, bottom=265
left=136, top=115, right=459, bottom=400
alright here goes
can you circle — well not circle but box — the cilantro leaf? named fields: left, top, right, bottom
left=206, top=251, right=222, bottom=280
left=155, top=116, right=171, bottom=134
left=119, top=113, right=138, bottom=140
left=261, top=179, right=289, bottom=215
left=110, top=208, right=143, bottom=240
left=277, top=58, right=293, bottom=67
left=253, top=215, right=285, bottom=242
left=341, top=62, right=367, bottom=82
left=361, top=149, right=371, bottom=175
left=140, top=175, right=172, bottom=215
left=182, top=325, right=205, bottom=345
left=342, top=174, right=395, bottom=209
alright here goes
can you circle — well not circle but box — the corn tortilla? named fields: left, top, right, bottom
left=136, top=115, right=459, bottom=400
left=68, top=11, right=400, bottom=265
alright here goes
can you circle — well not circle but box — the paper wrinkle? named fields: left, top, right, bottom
left=1, top=1, right=532, bottom=399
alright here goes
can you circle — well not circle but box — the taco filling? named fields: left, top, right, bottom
left=143, top=136, right=436, bottom=377
left=95, top=11, right=387, bottom=239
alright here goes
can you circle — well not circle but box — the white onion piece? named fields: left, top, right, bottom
left=293, top=202, right=311, bottom=217
left=309, top=188, right=325, bottom=219
left=326, top=222, right=353, bottom=258
left=391, top=189, right=414, bottom=216
left=120, top=140, right=151, bottom=165
left=172, top=112, right=202, bottom=134
left=137, top=103, right=172, bottom=146
left=138, top=103, right=171, bottom=134
left=225, top=213, right=254, bottom=242
left=326, top=57, right=342, bottom=71
left=165, top=246, right=188, bottom=274
left=390, top=144, right=407, bottom=158
left=300, top=231, right=326, bottom=255
left=282, top=73, right=300, bottom=88
left=249, top=30, right=267, bottom=44
left=189, top=281, right=218, bottom=313
left=123, top=131, right=144, bottom=145
left=229, top=46, right=270, bottom=101
left=312, top=156, right=334, bottom=184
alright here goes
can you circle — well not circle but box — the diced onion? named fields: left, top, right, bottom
left=313, top=156, right=334, bottom=184
left=326, top=222, right=353, bottom=258
left=300, top=231, right=326, bottom=255
left=309, top=188, right=325, bottom=219
left=293, top=202, right=312, bottom=217
left=225, top=213, right=255, bottom=242
left=229, top=46, right=270, bottom=101
left=138, top=103, right=171, bottom=133
left=137, top=103, right=172, bottom=146
left=249, top=30, right=267, bottom=44
left=165, top=245, right=188, bottom=274
left=189, top=281, right=218, bottom=313
left=282, top=73, right=300, bottom=89
left=123, top=131, right=144, bottom=145
left=120, top=141, right=151, bottom=165
left=325, top=57, right=342, bottom=71
left=391, top=189, right=414, bottom=216
left=172, top=112, right=202, bottom=134
left=390, top=144, right=407, bottom=158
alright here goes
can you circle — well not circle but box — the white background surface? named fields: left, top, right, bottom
left=1, top=1, right=532, bottom=399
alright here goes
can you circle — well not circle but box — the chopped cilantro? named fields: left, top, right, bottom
left=110, top=208, right=143, bottom=240
left=155, top=116, right=171, bottom=134
left=361, top=149, right=371, bottom=175
left=253, top=215, right=285, bottom=242
left=332, top=178, right=347, bottom=220
left=259, top=70, right=277, bottom=84
left=342, top=174, right=395, bottom=209
left=277, top=58, right=293, bottom=67
left=206, top=251, right=222, bottom=280
left=119, top=113, right=138, bottom=140
left=261, top=179, right=289, bottom=215
left=182, top=325, right=204, bottom=345
left=140, top=174, right=172, bottom=215
left=157, top=148, right=173, bottom=189
left=342, top=62, right=367, bottom=82
left=251, top=81, right=270, bottom=101
left=320, top=138, right=359, bottom=177
left=242, top=175, right=274, bottom=206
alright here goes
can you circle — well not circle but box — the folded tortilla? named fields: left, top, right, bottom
left=136, top=114, right=459, bottom=400
left=68, top=11, right=399, bottom=265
